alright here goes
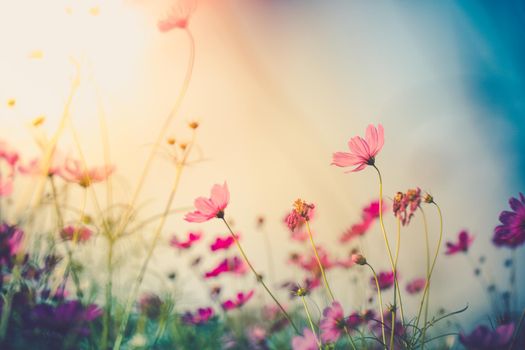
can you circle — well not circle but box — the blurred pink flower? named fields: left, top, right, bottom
left=185, top=182, right=229, bottom=223
left=221, top=290, right=254, bottom=311
left=60, top=225, right=93, bottom=243
left=320, top=301, right=346, bottom=343
left=406, top=277, right=426, bottom=294
left=157, top=0, right=195, bottom=32
left=182, top=307, right=214, bottom=325
left=59, top=158, right=114, bottom=187
left=210, top=234, right=236, bottom=251
left=204, top=256, right=246, bottom=279
left=0, top=141, right=18, bottom=196
left=332, top=123, right=384, bottom=172
left=292, top=328, right=319, bottom=350
left=247, top=326, right=267, bottom=347
left=371, top=270, right=396, bottom=290
left=445, top=230, right=474, bottom=255
left=340, top=199, right=386, bottom=243
left=0, top=141, right=19, bottom=167
left=170, top=231, right=202, bottom=250
left=291, top=230, right=309, bottom=242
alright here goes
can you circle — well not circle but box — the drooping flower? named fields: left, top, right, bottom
left=459, top=323, right=515, bottom=349
left=204, top=256, right=246, bottom=279
left=393, top=188, right=421, bottom=226
left=332, top=124, right=384, bottom=172
left=371, top=270, right=396, bottom=290
left=291, top=328, right=319, bottom=350
left=221, top=290, right=254, bottom=311
left=157, top=0, right=195, bottom=32
left=406, top=277, right=426, bottom=294
left=182, top=307, right=215, bottom=325
left=59, top=157, right=114, bottom=187
left=170, top=231, right=202, bottom=250
left=60, top=225, right=93, bottom=243
left=210, top=234, right=236, bottom=251
left=445, top=230, right=474, bottom=255
left=493, top=193, right=525, bottom=249
left=185, top=182, right=229, bottom=223
left=320, top=301, right=346, bottom=343
left=285, top=199, right=315, bottom=231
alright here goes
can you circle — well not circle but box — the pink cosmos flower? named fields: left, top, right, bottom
left=204, top=256, right=246, bottom=279
left=59, top=158, right=114, bottom=188
left=332, top=124, right=384, bottom=172
left=393, top=188, right=421, bottom=226
left=406, top=277, right=426, bottom=294
left=285, top=199, right=315, bottom=231
left=60, top=225, right=93, bottom=243
left=157, top=0, right=195, bottom=32
left=292, top=328, right=319, bottom=350
left=299, top=246, right=334, bottom=273
left=347, top=310, right=375, bottom=329
left=185, top=182, right=229, bottom=223
left=493, top=193, right=525, bottom=248
left=340, top=199, right=386, bottom=243
left=221, top=290, right=254, bottom=311
left=371, top=270, right=396, bottom=290
left=182, top=307, right=214, bottom=325
left=210, top=234, right=236, bottom=251
left=320, top=301, right=346, bottom=343
left=0, top=141, right=19, bottom=167
left=445, top=230, right=474, bottom=255
left=170, top=231, right=202, bottom=250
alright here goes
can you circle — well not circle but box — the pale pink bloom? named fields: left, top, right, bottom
left=332, top=124, right=384, bottom=172
left=0, top=141, right=19, bottom=167
left=18, top=153, right=64, bottom=177
left=247, top=326, right=267, bottom=347
left=60, top=225, right=93, bottom=243
left=292, top=328, right=319, bottom=350
left=185, top=182, right=229, bottom=223
left=406, top=277, right=426, bottom=294
left=157, top=0, right=195, bottom=32
left=0, top=141, right=18, bottom=197
left=291, top=230, right=309, bottom=242
left=320, top=301, right=346, bottom=343
left=59, top=158, right=114, bottom=187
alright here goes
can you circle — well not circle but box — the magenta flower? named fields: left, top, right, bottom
left=182, top=307, right=215, bottom=325
left=340, top=199, right=385, bottom=243
left=320, top=301, right=346, bottom=343
left=393, top=188, right=421, bottom=226
left=406, top=277, right=426, bottom=294
left=221, top=290, right=254, bottom=311
left=59, top=158, right=114, bottom=188
left=210, top=235, right=236, bottom=251
left=285, top=199, right=315, bottom=231
left=292, top=328, right=319, bottom=350
left=185, top=182, right=229, bottom=223
left=157, top=0, right=195, bottom=32
left=493, top=193, right=525, bottom=248
left=170, top=231, right=202, bottom=250
left=445, top=230, right=474, bottom=255
left=60, top=225, right=93, bottom=243
left=459, top=323, right=515, bottom=349
left=204, top=256, right=246, bottom=279
left=371, top=270, right=396, bottom=290
left=332, top=124, right=384, bottom=172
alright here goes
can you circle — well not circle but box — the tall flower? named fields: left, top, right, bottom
left=493, top=193, right=525, bottom=248
left=291, top=328, right=319, bottom=350
left=320, top=301, right=346, bottom=343
left=332, top=124, right=384, bottom=172
left=445, top=230, right=474, bottom=255
left=185, top=182, right=229, bottom=223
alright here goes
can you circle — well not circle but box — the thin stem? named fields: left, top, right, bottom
left=393, top=217, right=405, bottom=323
left=0, top=265, right=20, bottom=341
left=511, top=249, right=517, bottom=313
left=508, top=307, right=525, bottom=350
left=222, top=218, right=299, bottom=335
left=367, top=263, right=387, bottom=350
left=344, top=326, right=358, bottom=350
left=305, top=220, right=336, bottom=302
left=301, top=297, right=321, bottom=349
left=101, top=238, right=114, bottom=350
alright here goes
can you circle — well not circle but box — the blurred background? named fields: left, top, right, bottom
left=0, top=0, right=523, bottom=329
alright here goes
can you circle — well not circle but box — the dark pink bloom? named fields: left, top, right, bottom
left=292, top=328, right=319, bottom=350
left=0, top=223, right=23, bottom=265
left=332, top=124, right=384, bottom=172
left=210, top=235, right=236, bottom=251
left=285, top=199, right=315, bottom=231
left=60, top=225, right=93, bottom=243
left=185, top=182, right=229, bottom=223
left=445, top=230, right=474, bottom=255
left=406, top=277, right=426, bottom=294
left=393, top=188, right=421, bottom=226
left=371, top=270, right=396, bottom=290
left=182, top=307, right=214, bottom=325
left=493, top=193, right=525, bottom=248
left=170, top=231, right=202, bottom=250
left=347, top=309, right=375, bottom=329
left=59, top=158, right=114, bottom=187
left=221, top=290, right=254, bottom=311
left=158, top=0, right=195, bottom=32
left=320, top=301, right=346, bottom=343
left=340, top=199, right=386, bottom=243
left=204, top=256, right=246, bottom=279
left=459, top=323, right=515, bottom=349
left=139, top=293, right=163, bottom=320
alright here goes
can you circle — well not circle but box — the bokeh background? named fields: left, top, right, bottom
left=0, top=0, right=524, bottom=330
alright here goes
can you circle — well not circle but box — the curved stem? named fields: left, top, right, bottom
left=305, top=220, right=336, bottom=302
left=221, top=218, right=299, bottom=334
left=367, top=263, right=387, bottom=350
left=301, top=297, right=321, bottom=349
left=393, top=217, right=405, bottom=323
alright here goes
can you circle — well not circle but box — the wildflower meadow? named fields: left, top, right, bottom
left=0, top=1, right=524, bottom=349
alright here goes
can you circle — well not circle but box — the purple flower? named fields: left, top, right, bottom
left=459, top=323, right=515, bottom=349
left=320, top=301, right=346, bottom=343
left=493, top=193, right=525, bottom=248
left=182, top=307, right=215, bottom=325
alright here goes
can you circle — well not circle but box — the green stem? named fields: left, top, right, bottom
left=305, top=220, right=336, bottom=302
left=222, top=218, right=299, bottom=335
left=367, top=263, right=387, bottom=349
left=101, top=238, right=114, bottom=349
left=301, top=297, right=321, bottom=349
left=508, top=307, right=525, bottom=350
left=0, top=265, right=20, bottom=341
